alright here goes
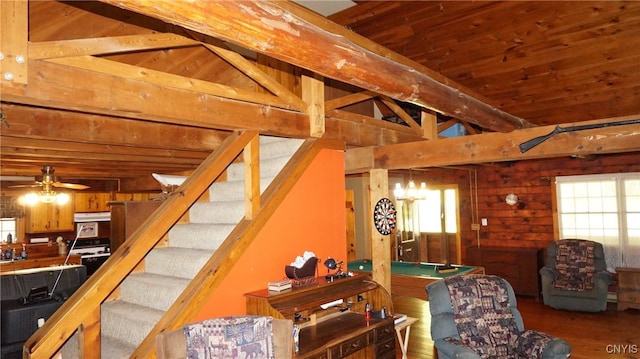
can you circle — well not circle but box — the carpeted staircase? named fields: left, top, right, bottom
left=62, top=136, right=303, bottom=358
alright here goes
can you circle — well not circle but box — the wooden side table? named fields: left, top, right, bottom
left=616, top=267, right=640, bottom=311
left=394, top=316, right=418, bottom=359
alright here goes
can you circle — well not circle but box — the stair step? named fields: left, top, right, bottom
left=145, top=247, right=212, bottom=278
left=258, top=136, right=303, bottom=158
left=120, top=273, right=190, bottom=311
left=189, top=200, right=245, bottom=224
left=209, top=177, right=274, bottom=201
left=226, top=155, right=296, bottom=181
left=101, top=300, right=164, bottom=347
left=168, top=223, right=233, bottom=249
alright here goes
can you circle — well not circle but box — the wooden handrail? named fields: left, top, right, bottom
left=24, top=130, right=258, bottom=359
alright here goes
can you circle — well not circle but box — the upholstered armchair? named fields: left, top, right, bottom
left=156, top=315, right=293, bottom=359
left=427, top=274, right=571, bottom=359
left=540, top=239, right=613, bottom=312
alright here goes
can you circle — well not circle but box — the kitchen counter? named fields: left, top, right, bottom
left=0, top=255, right=82, bottom=273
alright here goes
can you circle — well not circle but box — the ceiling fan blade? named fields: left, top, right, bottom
left=0, top=176, right=36, bottom=181
left=53, top=182, right=90, bottom=190
left=7, top=184, right=41, bottom=188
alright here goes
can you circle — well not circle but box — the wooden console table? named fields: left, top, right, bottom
left=467, top=246, right=544, bottom=299
left=244, top=275, right=396, bottom=359
left=616, top=267, right=640, bottom=311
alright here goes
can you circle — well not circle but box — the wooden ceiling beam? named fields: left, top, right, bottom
left=346, top=117, right=640, bottom=173
left=0, top=137, right=209, bottom=165
left=2, top=59, right=310, bottom=136
left=0, top=1, right=28, bottom=84
left=1, top=60, right=423, bottom=150
left=29, top=33, right=200, bottom=59
left=99, top=0, right=532, bottom=132
left=0, top=104, right=228, bottom=151
left=362, top=116, right=640, bottom=171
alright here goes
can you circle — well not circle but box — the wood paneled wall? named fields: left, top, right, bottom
left=411, top=152, right=640, bottom=264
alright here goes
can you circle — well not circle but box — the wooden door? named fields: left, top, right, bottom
left=395, top=200, right=421, bottom=262
left=417, top=186, right=461, bottom=264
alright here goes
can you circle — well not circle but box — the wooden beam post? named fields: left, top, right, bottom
left=0, top=0, right=28, bottom=84
left=244, top=134, right=260, bottom=219
left=302, top=73, right=325, bottom=138
left=422, top=110, right=438, bottom=140
left=369, top=169, right=391, bottom=292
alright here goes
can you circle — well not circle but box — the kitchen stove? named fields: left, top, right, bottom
left=68, top=238, right=110, bottom=276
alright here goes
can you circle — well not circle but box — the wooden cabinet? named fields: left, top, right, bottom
left=244, top=275, right=395, bottom=359
left=74, top=192, right=113, bottom=213
left=109, top=201, right=161, bottom=253
left=467, top=246, right=544, bottom=299
left=616, top=267, right=640, bottom=311
left=25, top=201, right=75, bottom=233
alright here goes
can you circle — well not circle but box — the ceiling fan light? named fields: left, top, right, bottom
left=38, top=191, right=57, bottom=204
left=56, top=193, right=70, bottom=205
left=22, top=192, right=40, bottom=206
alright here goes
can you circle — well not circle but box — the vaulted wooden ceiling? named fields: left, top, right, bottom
left=330, top=1, right=640, bottom=127
left=1, top=1, right=639, bottom=192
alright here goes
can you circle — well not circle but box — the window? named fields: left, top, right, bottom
left=0, top=218, right=17, bottom=243
left=556, top=172, right=640, bottom=271
left=418, top=188, right=458, bottom=234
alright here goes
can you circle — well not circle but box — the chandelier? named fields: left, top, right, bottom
left=394, top=179, right=427, bottom=202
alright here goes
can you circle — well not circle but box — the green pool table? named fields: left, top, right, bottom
left=347, top=260, right=484, bottom=300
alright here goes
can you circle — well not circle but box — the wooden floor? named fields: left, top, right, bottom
left=392, top=295, right=640, bottom=359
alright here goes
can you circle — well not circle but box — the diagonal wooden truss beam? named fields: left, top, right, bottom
left=46, top=55, right=297, bottom=111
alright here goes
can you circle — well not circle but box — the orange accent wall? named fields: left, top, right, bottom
left=195, top=149, right=346, bottom=320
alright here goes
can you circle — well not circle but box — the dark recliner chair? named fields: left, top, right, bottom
left=540, top=239, right=613, bottom=312
left=427, top=274, right=571, bottom=359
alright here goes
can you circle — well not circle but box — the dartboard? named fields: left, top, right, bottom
left=373, top=198, right=397, bottom=235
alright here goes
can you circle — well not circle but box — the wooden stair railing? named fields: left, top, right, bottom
left=130, top=137, right=344, bottom=358
left=24, top=130, right=344, bottom=359
left=24, top=130, right=259, bottom=359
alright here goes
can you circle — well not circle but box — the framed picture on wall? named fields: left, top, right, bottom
left=77, top=222, right=98, bottom=238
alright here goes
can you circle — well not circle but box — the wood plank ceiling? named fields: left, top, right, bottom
left=330, top=1, right=640, bottom=126
left=1, top=1, right=639, bottom=192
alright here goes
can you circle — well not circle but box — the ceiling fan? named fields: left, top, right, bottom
left=10, top=165, right=89, bottom=204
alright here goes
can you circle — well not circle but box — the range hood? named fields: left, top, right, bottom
left=74, top=212, right=110, bottom=222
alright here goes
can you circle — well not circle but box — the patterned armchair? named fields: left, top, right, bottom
left=427, top=274, right=571, bottom=359
left=156, top=315, right=292, bottom=359
left=540, top=239, right=613, bottom=312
